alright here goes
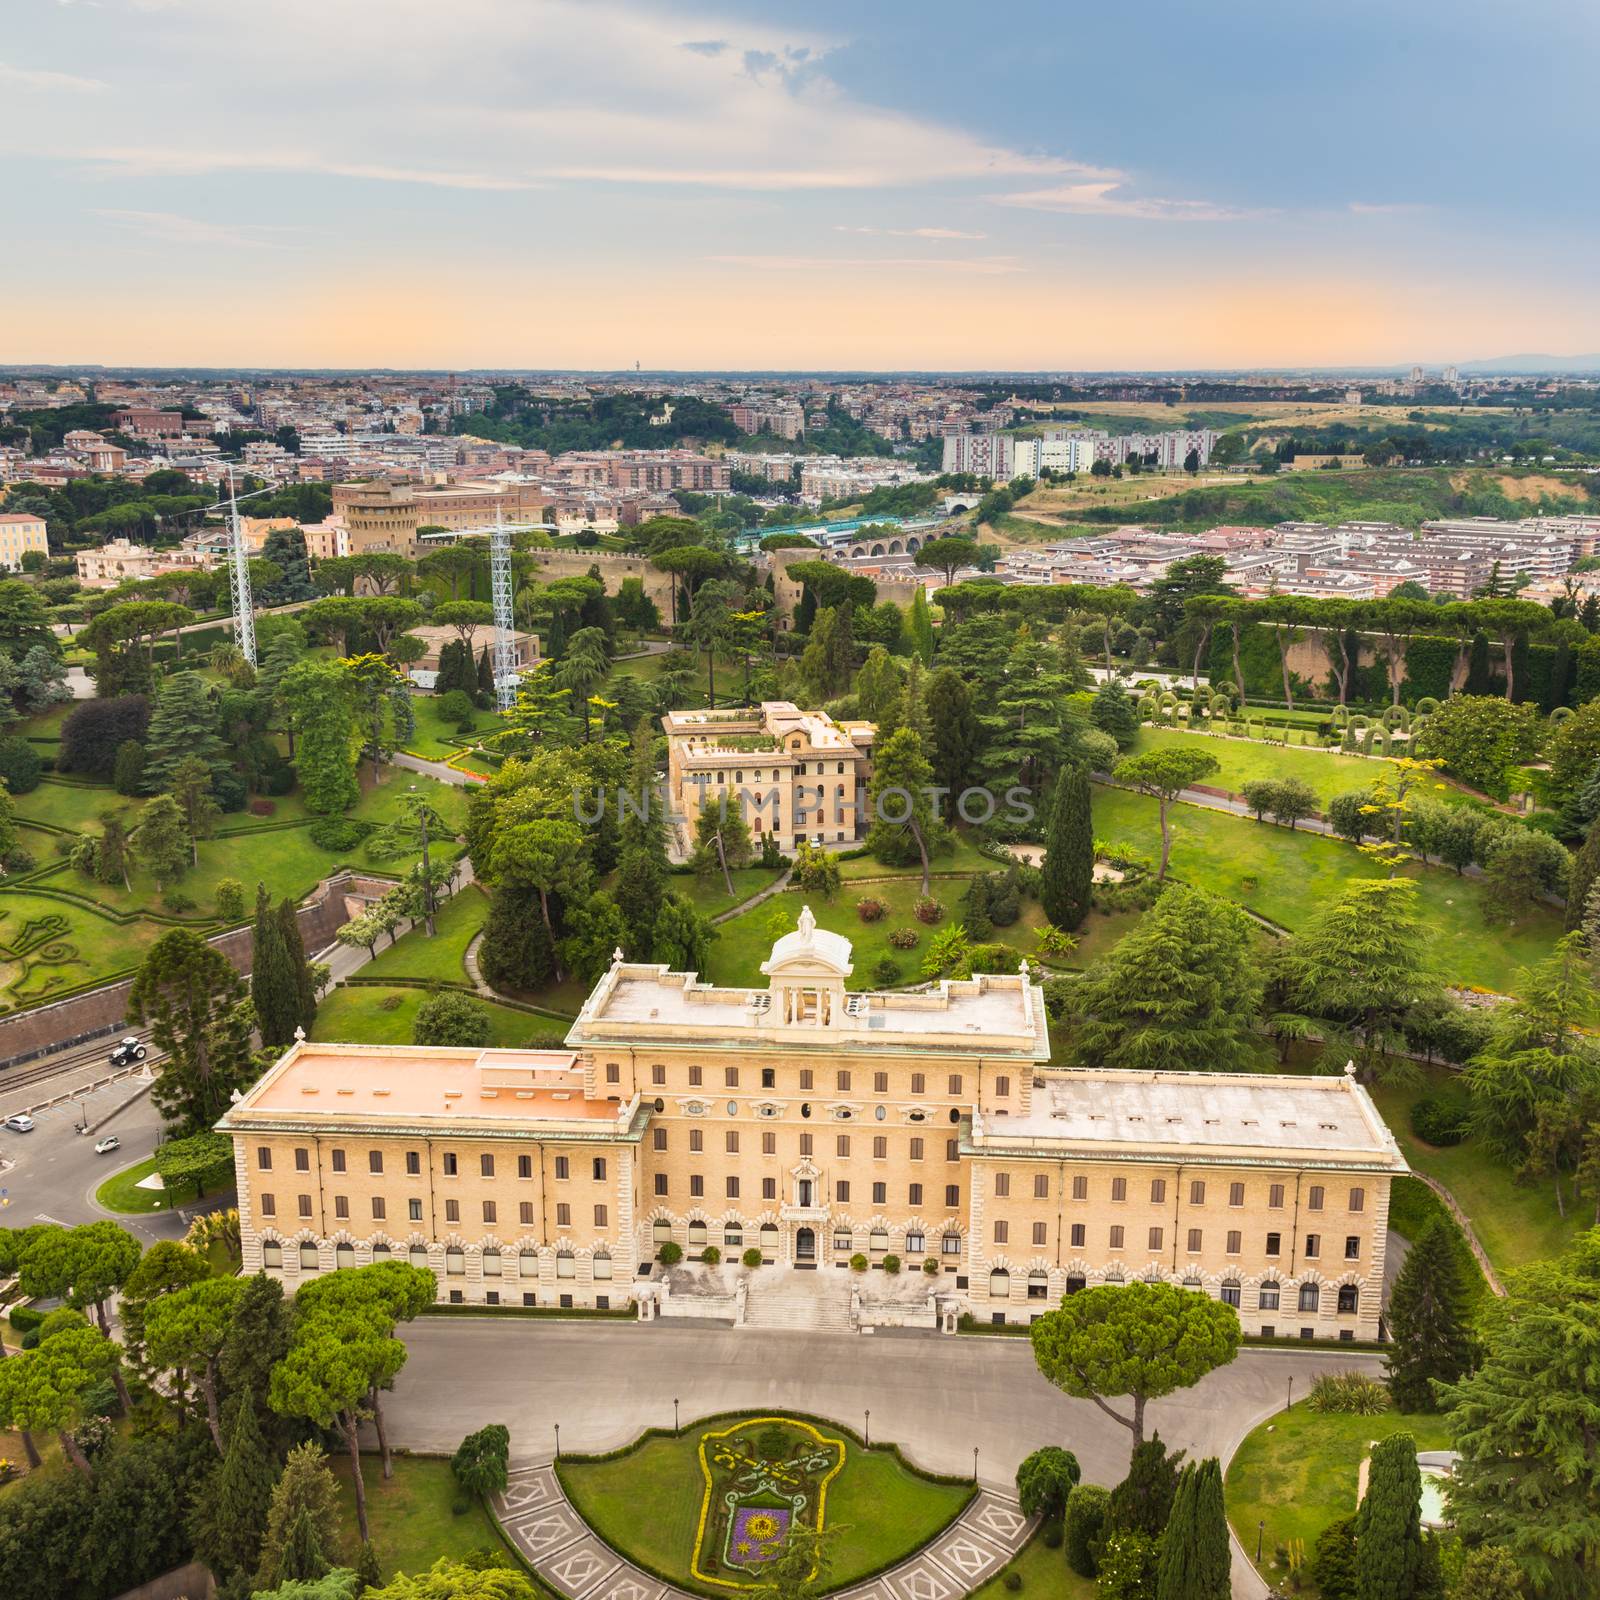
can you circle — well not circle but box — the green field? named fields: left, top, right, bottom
left=331, top=1455, right=514, bottom=1581
left=311, top=983, right=569, bottom=1049
left=406, top=694, right=504, bottom=761
left=969, top=1530, right=1095, bottom=1600
left=0, top=888, right=168, bottom=1009
left=1225, top=1405, right=1453, bottom=1590
left=557, top=1420, right=973, bottom=1598
left=672, top=865, right=786, bottom=917
left=1091, top=786, right=1558, bottom=994
left=360, top=884, right=487, bottom=984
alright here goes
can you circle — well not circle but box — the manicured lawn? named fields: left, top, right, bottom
left=311, top=984, right=570, bottom=1049
left=352, top=769, right=472, bottom=837
left=11, top=777, right=137, bottom=833
left=1369, top=1073, right=1585, bottom=1273
left=362, top=885, right=487, bottom=984
left=704, top=878, right=1057, bottom=990
left=1225, top=1405, right=1453, bottom=1589
left=0, top=888, right=167, bottom=1007
left=838, top=835, right=999, bottom=880
left=408, top=695, right=504, bottom=761
left=94, top=1151, right=233, bottom=1215
left=1090, top=786, right=1559, bottom=994
left=557, top=1419, right=973, bottom=1598
left=670, top=866, right=784, bottom=917
left=331, top=1455, right=514, bottom=1579
left=968, top=1529, right=1095, bottom=1600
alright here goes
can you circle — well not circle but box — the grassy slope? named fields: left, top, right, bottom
left=557, top=1425, right=971, bottom=1598
left=312, top=985, right=569, bottom=1049
left=1225, top=1406, right=1453, bottom=1583
left=672, top=865, right=786, bottom=917
left=1090, top=786, right=1558, bottom=994
left=361, top=884, right=487, bottom=984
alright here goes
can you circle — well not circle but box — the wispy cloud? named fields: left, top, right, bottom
left=0, top=60, right=106, bottom=92
left=1348, top=201, right=1427, bottom=216
left=835, top=225, right=988, bottom=240
left=992, top=179, right=1258, bottom=221
left=93, top=209, right=300, bottom=248
left=79, top=147, right=536, bottom=191
left=708, top=253, right=1023, bottom=275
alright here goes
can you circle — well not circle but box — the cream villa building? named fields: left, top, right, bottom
left=222, top=910, right=1405, bottom=1340
left=662, top=703, right=875, bottom=852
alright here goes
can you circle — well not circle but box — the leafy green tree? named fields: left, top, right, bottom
left=907, top=587, right=935, bottom=663
left=1450, top=1546, right=1529, bottom=1600
left=1106, top=1432, right=1183, bottom=1541
left=1041, top=764, right=1093, bottom=931
left=1091, top=678, right=1140, bottom=750
left=1097, top=1532, right=1161, bottom=1600
left=1112, top=748, right=1220, bottom=880
left=142, top=669, right=227, bottom=791
left=1066, top=885, right=1261, bottom=1073
left=129, top=928, right=253, bottom=1132
left=190, top=1384, right=276, bottom=1590
left=866, top=727, right=946, bottom=893
left=451, top=1423, right=512, bottom=1502
left=144, top=1276, right=244, bottom=1452
left=1355, top=1433, right=1423, bottom=1600
left=652, top=893, right=717, bottom=973
left=924, top=668, right=981, bottom=795
left=364, top=1559, right=538, bottom=1598
left=1384, top=1218, right=1477, bottom=1412
left=914, top=537, right=979, bottom=588
left=278, top=894, right=319, bottom=1036
left=256, top=1443, right=344, bottom=1588
left=132, top=791, right=192, bottom=890
left=1269, top=776, right=1317, bottom=830
left=119, top=1239, right=211, bottom=1383
left=166, top=753, right=222, bottom=865
left=492, top=818, right=589, bottom=981
left=413, top=989, right=492, bottom=1047
left=0, top=1319, right=120, bottom=1478
left=691, top=794, right=753, bottom=896
left=1031, top=1281, right=1240, bottom=1454
left=281, top=659, right=359, bottom=814
left=1567, top=819, right=1600, bottom=933
left=1014, top=1445, right=1080, bottom=1521
left=1411, top=695, right=1538, bottom=797
left=1311, top=1516, right=1359, bottom=1600
left=152, top=1129, right=234, bottom=1201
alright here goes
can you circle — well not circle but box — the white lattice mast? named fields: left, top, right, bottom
left=225, top=467, right=257, bottom=668
left=489, top=509, right=516, bottom=711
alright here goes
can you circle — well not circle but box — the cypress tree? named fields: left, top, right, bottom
left=1106, top=1433, right=1181, bottom=1539
left=1567, top=818, right=1600, bottom=932
left=1384, top=1218, right=1476, bottom=1412
left=908, top=587, right=935, bottom=664
left=251, top=882, right=301, bottom=1048
left=219, top=1271, right=291, bottom=1444
left=1041, top=764, right=1094, bottom=931
left=477, top=645, right=494, bottom=701
left=254, top=1441, right=341, bottom=1591
left=277, top=895, right=318, bottom=1034
left=190, top=1389, right=275, bottom=1589
left=1466, top=631, right=1492, bottom=696
left=1157, top=1459, right=1230, bottom=1600
left=1354, top=1433, right=1423, bottom=1600
left=615, top=725, right=668, bottom=959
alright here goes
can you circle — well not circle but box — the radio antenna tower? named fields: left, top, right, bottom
left=225, top=467, right=257, bottom=668
left=489, top=509, right=516, bottom=711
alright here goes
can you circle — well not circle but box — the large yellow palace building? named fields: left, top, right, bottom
left=221, top=909, right=1405, bottom=1339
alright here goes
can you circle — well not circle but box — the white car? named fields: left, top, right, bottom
left=4, top=1113, right=34, bottom=1133
left=93, top=1134, right=121, bottom=1155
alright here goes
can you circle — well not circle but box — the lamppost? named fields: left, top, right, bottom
left=674, top=1398, right=680, bottom=1437
left=1256, top=1521, right=1264, bottom=1562
left=864, top=1410, right=870, bottom=1448
left=972, top=1446, right=979, bottom=1484
left=554, top=1423, right=561, bottom=1462
left=1287, top=1376, right=1294, bottom=1412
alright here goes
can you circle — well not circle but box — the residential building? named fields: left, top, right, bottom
left=75, top=537, right=212, bottom=588
left=0, top=511, right=48, bottom=570
left=406, top=622, right=539, bottom=690
left=221, top=916, right=1402, bottom=1339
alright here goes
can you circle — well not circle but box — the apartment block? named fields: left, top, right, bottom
left=0, top=511, right=48, bottom=570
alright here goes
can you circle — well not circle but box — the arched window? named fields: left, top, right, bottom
left=1181, top=1275, right=1203, bottom=1290
left=869, top=1228, right=889, bottom=1253
left=262, top=1241, right=282, bottom=1268
left=409, top=1244, right=429, bottom=1269
left=759, top=1224, right=779, bottom=1255
left=688, top=1220, right=707, bottom=1247
left=482, top=1249, right=502, bottom=1277
left=519, top=1250, right=539, bottom=1278
left=1298, top=1283, right=1321, bottom=1313
left=593, top=1251, right=614, bottom=1280
left=335, top=1243, right=355, bottom=1270
left=1220, top=1279, right=1242, bottom=1307
left=724, top=1225, right=743, bottom=1248
left=652, top=1218, right=673, bottom=1243
left=445, top=1248, right=465, bottom=1276
left=1103, top=1271, right=1125, bottom=1285
left=988, top=1268, right=1010, bottom=1298
left=905, top=1230, right=926, bottom=1254
left=371, top=1242, right=391, bottom=1259
left=299, top=1243, right=319, bottom=1270
left=1027, top=1270, right=1049, bottom=1300
left=556, top=1251, right=576, bottom=1279
left=941, top=1232, right=962, bottom=1256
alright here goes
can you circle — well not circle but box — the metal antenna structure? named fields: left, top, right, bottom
left=489, top=509, right=517, bottom=711
left=225, top=467, right=257, bottom=668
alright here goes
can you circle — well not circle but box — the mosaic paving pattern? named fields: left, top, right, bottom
left=494, top=1463, right=1033, bottom=1600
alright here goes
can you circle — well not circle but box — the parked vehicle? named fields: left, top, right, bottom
left=109, top=1037, right=148, bottom=1068
left=4, top=1114, right=34, bottom=1133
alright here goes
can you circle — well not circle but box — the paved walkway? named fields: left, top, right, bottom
left=710, top=865, right=794, bottom=925
left=492, top=1458, right=1032, bottom=1600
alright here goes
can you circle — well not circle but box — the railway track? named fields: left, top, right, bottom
left=0, top=1033, right=162, bottom=1115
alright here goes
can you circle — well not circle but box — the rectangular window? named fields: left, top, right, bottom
left=520, top=1202, right=534, bottom=1224
left=1348, top=1187, right=1365, bottom=1212
left=1111, top=1177, right=1127, bottom=1202
left=1307, top=1185, right=1325, bottom=1211
left=994, top=1075, right=1010, bottom=1097
left=1229, top=1182, right=1245, bottom=1207
left=910, top=1137, right=924, bottom=1161
left=406, top=1151, right=421, bottom=1176
left=331, top=1149, right=346, bottom=1174
left=836, top=1134, right=850, bottom=1157
left=298, top=1194, right=312, bottom=1218
left=410, top=1199, right=423, bottom=1222
left=481, top=1154, right=495, bottom=1178
left=652, top=1129, right=667, bottom=1153
left=993, top=1221, right=1009, bottom=1244
left=945, top=1184, right=960, bottom=1207
left=654, top=1173, right=668, bottom=1196
left=836, top=1181, right=850, bottom=1203
left=1149, top=1226, right=1164, bottom=1250
left=371, top=1197, right=386, bottom=1221
left=606, top=1063, right=620, bottom=1084
left=443, top=1153, right=458, bottom=1177
left=690, top=1129, right=703, bottom=1153
left=909, top=1183, right=923, bottom=1206
left=1070, top=1223, right=1085, bottom=1248
left=946, top=1139, right=959, bottom=1161
left=556, top=1202, right=570, bottom=1227
left=800, top=1133, right=813, bottom=1156
left=260, top=1193, right=276, bottom=1216
left=1034, top=1174, right=1049, bottom=1199
left=762, top=1178, right=776, bottom=1201
left=1032, top=1222, right=1048, bottom=1246
left=726, top=1177, right=740, bottom=1198
left=873, top=1136, right=887, bottom=1160
left=1345, top=1235, right=1360, bottom=1259
left=1266, top=1231, right=1281, bottom=1256
left=948, top=1074, right=963, bottom=1095
left=555, top=1156, right=569, bottom=1180
left=872, top=1182, right=886, bottom=1204
left=724, top=1066, right=739, bottom=1088
left=1150, top=1179, right=1166, bottom=1204
left=1226, top=1230, right=1242, bottom=1254
left=445, top=1199, right=460, bottom=1223
left=690, top=1175, right=704, bottom=1197
left=911, top=1073, right=925, bottom=1095
left=651, top=1064, right=665, bottom=1085
left=334, top=1195, right=349, bottom=1219
left=725, top=1132, right=739, bottom=1155
left=761, top=1130, right=776, bottom=1156
left=483, top=1201, right=497, bottom=1224
left=1269, top=1183, right=1285, bottom=1208
left=874, top=1072, right=888, bottom=1094
left=1190, top=1180, right=1206, bottom=1206
left=837, top=1070, right=852, bottom=1091
left=1304, top=1234, right=1320, bottom=1259
left=294, top=1148, right=310, bottom=1172
left=799, top=1069, right=814, bottom=1090
left=689, top=1066, right=703, bottom=1087
left=594, top=1205, right=608, bottom=1227
left=994, top=1172, right=1010, bottom=1197
left=365, top=1147, right=381, bottom=1174
left=257, top=1147, right=272, bottom=1171
left=519, top=1153, right=535, bottom=1176
left=1187, top=1228, right=1202, bottom=1252
left=1109, top=1225, right=1125, bottom=1249
left=1072, top=1175, right=1088, bottom=1201
left=592, top=1158, right=607, bottom=1181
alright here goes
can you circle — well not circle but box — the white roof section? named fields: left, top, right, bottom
left=761, top=904, right=853, bottom=978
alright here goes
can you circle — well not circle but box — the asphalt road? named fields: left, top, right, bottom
left=0, top=1074, right=191, bottom=1244
left=384, top=1318, right=1383, bottom=1490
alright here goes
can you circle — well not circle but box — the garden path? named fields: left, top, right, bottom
left=491, top=1461, right=1032, bottom=1600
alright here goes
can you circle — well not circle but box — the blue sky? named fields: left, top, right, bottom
left=4, top=0, right=1597, bottom=369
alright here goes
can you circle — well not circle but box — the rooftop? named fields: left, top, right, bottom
left=218, top=1040, right=640, bottom=1138
left=969, top=1068, right=1405, bottom=1170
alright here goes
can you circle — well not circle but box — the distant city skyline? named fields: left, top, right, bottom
left=5, top=0, right=1598, bottom=368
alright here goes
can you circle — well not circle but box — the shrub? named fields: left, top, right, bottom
left=856, top=896, right=888, bottom=922
left=111, top=739, right=146, bottom=796
left=742, top=1247, right=763, bottom=1268
left=247, top=797, right=276, bottom=817
left=2, top=845, right=35, bottom=874
left=872, top=957, right=903, bottom=986
left=8, top=1306, right=43, bottom=1334
left=887, top=926, right=920, bottom=949
left=438, top=689, right=476, bottom=732
left=309, top=818, right=365, bottom=851
left=161, top=890, right=197, bottom=913
left=1042, top=1522, right=1063, bottom=1550
left=414, top=989, right=492, bottom=1048
left=214, top=878, right=245, bottom=921
left=1064, top=1483, right=1110, bottom=1578
left=1410, top=1087, right=1473, bottom=1147
left=1310, top=1515, right=1358, bottom=1600
left=658, top=1241, right=683, bottom=1266
left=914, top=896, right=945, bottom=924
left=882, top=1254, right=901, bottom=1275
left=849, top=1253, right=868, bottom=1272
left=377, top=993, right=404, bottom=1011
left=1307, top=1371, right=1389, bottom=1415
left=0, top=735, right=42, bottom=795
left=1002, top=1574, right=1022, bottom=1592
left=450, top=1423, right=510, bottom=1502
left=1016, top=1446, right=1081, bottom=1521
left=701, top=1246, right=721, bottom=1266
left=921, top=1256, right=940, bottom=1276
left=215, top=772, right=248, bottom=813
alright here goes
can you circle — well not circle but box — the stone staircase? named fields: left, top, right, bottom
left=740, top=1266, right=856, bottom=1332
